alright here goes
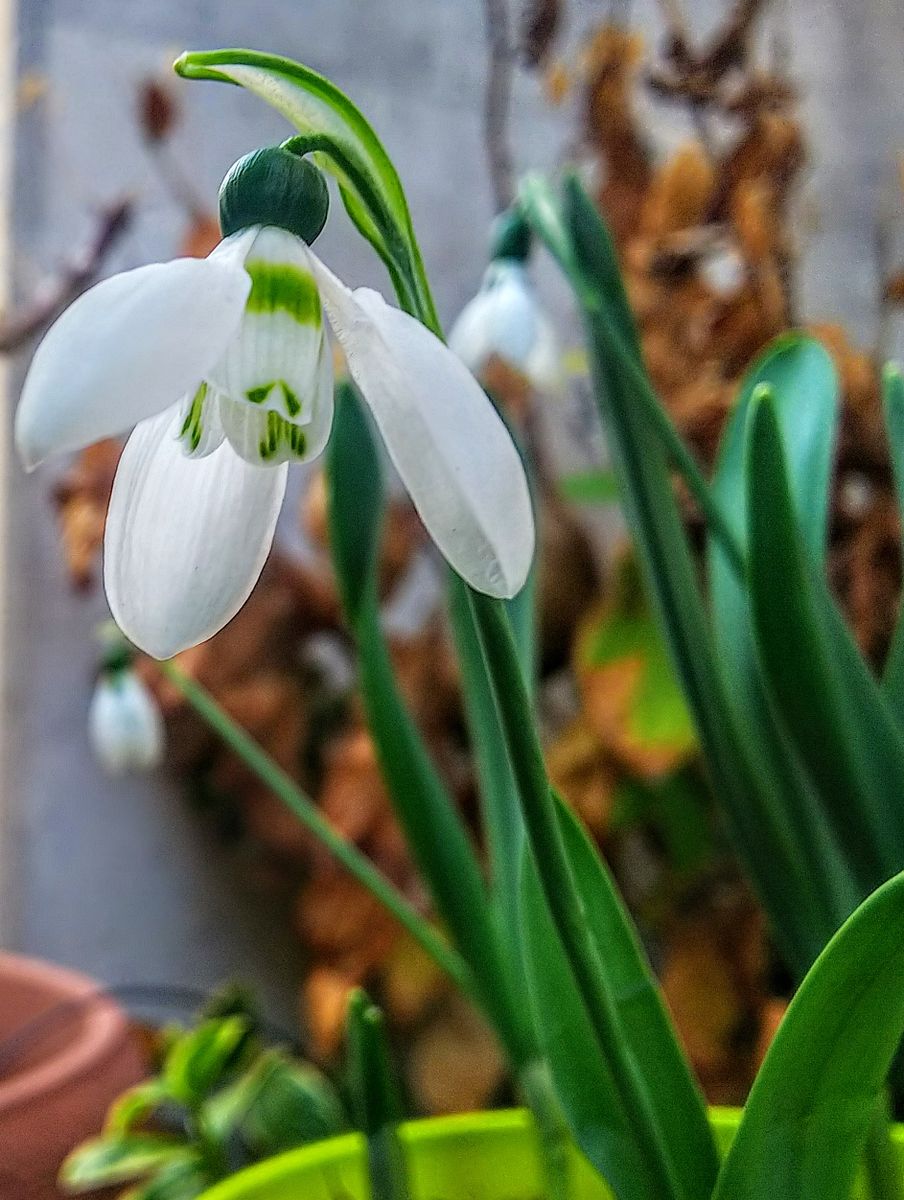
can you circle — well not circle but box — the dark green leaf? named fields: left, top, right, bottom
left=203, top=1051, right=346, bottom=1154
left=520, top=838, right=654, bottom=1200
left=746, top=390, right=904, bottom=892
left=881, top=363, right=904, bottom=715
left=521, top=797, right=718, bottom=1200
left=520, top=172, right=823, bottom=977
left=345, top=990, right=411, bottom=1200
left=124, top=1154, right=207, bottom=1200
left=708, top=335, right=860, bottom=947
left=326, top=385, right=528, bottom=1069
left=714, top=869, right=904, bottom=1200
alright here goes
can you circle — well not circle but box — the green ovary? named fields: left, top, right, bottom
left=244, top=261, right=321, bottom=325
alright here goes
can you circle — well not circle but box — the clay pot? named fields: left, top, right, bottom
left=0, top=952, right=147, bottom=1199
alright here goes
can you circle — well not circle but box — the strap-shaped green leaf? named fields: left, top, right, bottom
left=881, top=364, right=904, bottom=717
left=346, top=990, right=411, bottom=1200
left=520, top=798, right=718, bottom=1200
left=520, top=172, right=823, bottom=977
left=174, top=50, right=437, bottom=326
left=708, top=336, right=860, bottom=947
left=715, top=868, right=904, bottom=1200
left=326, top=384, right=531, bottom=1069
left=747, top=390, right=904, bottom=891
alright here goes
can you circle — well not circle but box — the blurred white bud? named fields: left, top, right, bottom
left=448, top=260, right=562, bottom=394
left=88, top=667, right=164, bottom=775
left=699, top=245, right=746, bottom=297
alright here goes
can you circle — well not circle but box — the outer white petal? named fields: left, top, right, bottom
left=104, top=407, right=288, bottom=658
left=16, top=256, right=250, bottom=468
left=310, top=253, right=535, bottom=598
left=88, top=670, right=164, bottom=774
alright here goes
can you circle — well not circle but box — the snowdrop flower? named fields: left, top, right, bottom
left=449, top=212, right=561, bottom=394
left=89, top=666, right=164, bottom=775
left=16, top=148, right=534, bottom=658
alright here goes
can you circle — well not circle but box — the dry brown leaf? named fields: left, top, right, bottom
left=303, top=966, right=357, bottom=1061
left=408, top=995, right=506, bottom=1114
left=179, top=213, right=222, bottom=259
left=381, top=935, right=449, bottom=1028
left=641, top=143, right=716, bottom=237
left=51, top=439, right=121, bottom=589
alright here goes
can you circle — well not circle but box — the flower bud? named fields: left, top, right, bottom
left=88, top=666, right=164, bottom=775
left=219, top=146, right=330, bottom=245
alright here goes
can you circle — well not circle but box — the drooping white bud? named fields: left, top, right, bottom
left=448, top=260, right=561, bottom=393
left=88, top=667, right=164, bottom=775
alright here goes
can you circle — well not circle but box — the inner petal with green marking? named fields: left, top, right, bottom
left=244, top=260, right=322, bottom=326
left=207, top=226, right=332, bottom=432
left=176, top=382, right=224, bottom=459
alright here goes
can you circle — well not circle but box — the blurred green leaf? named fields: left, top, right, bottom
left=746, top=390, right=904, bottom=893
left=346, top=990, right=411, bottom=1200
left=612, top=771, right=713, bottom=877
left=245, top=1058, right=347, bottom=1154
left=204, top=1051, right=347, bottom=1155
left=559, top=469, right=620, bottom=505
left=61, top=1134, right=187, bottom=1190
left=163, top=1018, right=249, bottom=1108
left=714, top=869, right=904, bottom=1200
left=105, top=1079, right=170, bottom=1134
left=123, top=1154, right=207, bottom=1200
left=581, top=553, right=696, bottom=764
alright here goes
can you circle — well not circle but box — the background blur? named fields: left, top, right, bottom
left=2, top=0, right=902, bottom=1045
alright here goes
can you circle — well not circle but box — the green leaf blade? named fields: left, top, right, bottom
left=746, top=390, right=904, bottom=892
left=520, top=171, right=823, bottom=976
left=708, top=334, right=860, bottom=945
left=715, top=870, right=904, bottom=1200
left=326, top=385, right=530, bottom=1069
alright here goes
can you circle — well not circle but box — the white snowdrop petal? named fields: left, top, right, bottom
left=16, top=257, right=250, bottom=468
left=104, top=407, right=287, bottom=658
left=310, top=252, right=535, bottom=598
left=207, top=226, right=327, bottom=422
left=219, top=371, right=333, bottom=467
left=88, top=670, right=164, bottom=775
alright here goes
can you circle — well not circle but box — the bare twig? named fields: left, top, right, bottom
left=483, top=0, right=516, bottom=212
left=0, top=197, right=133, bottom=353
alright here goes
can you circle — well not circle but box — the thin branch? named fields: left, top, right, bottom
left=483, top=0, right=516, bottom=213
left=0, top=197, right=133, bottom=353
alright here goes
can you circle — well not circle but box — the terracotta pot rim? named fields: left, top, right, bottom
left=0, top=952, right=131, bottom=1113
